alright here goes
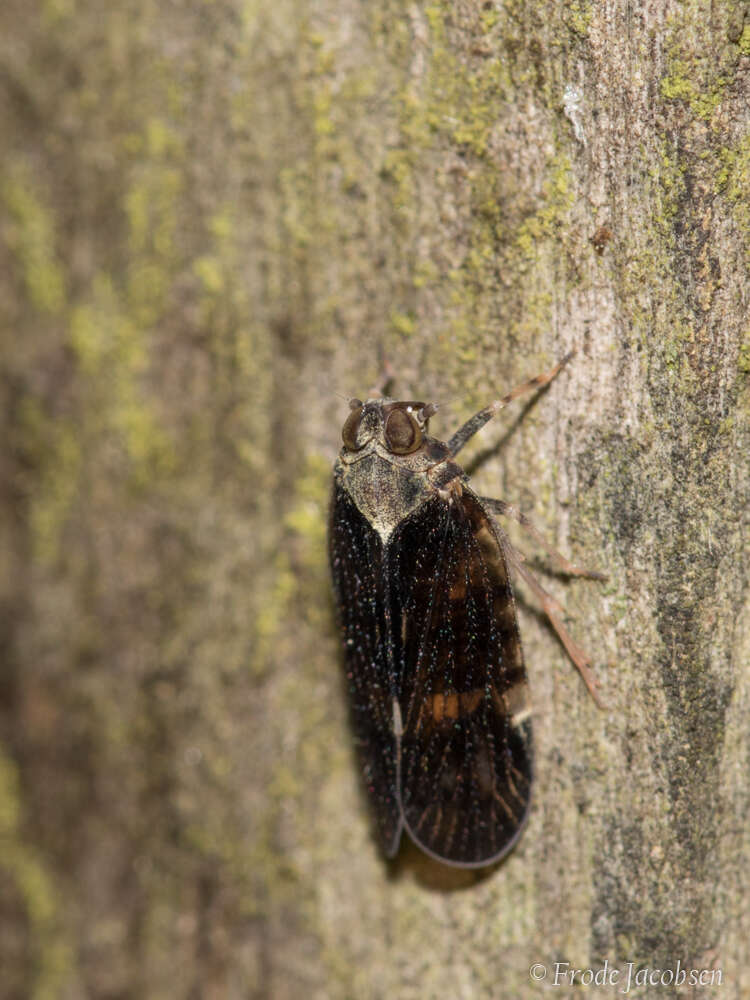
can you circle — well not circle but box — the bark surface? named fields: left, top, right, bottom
left=1, top=1, right=748, bottom=997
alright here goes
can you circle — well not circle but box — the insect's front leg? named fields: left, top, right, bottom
left=480, top=497, right=608, bottom=580
left=367, top=357, right=396, bottom=399
left=446, top=352, right=575, bottom=459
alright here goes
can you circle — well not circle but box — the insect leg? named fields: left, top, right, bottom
left=501, top=536, right=605, bottom=708
left=480, top=498, right=607, bottom=580
left=447, top=351, right=575, bottom=458
left=367, top=356, right=396, bottom=398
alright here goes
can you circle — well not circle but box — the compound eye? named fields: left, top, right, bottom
left=342, top=405, right=364, bottom=450
left=385, top=408, right=423, bottom=455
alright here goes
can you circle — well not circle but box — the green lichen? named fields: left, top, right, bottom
left=659, top=4, right=740, bottom=125
left=124, top=123, right=183, bottom=326
left=738, top=330, right=750, bottom=374
left=313, top=85, right=335, bottom=141
left=515, top=154, right=575, bottom=259
left=278, top=165, right=313, bottom=250
left=648, top=142, right=687, bottom=241
left=0, top=165, right=66, bottom=315
left=0, top=751, right=21, bottom=838
left=391, top=4, right=512, bottom=161
left=661, top=321, right=693, bottom=370
left=42, top=0, right=76, bottom=19
left=68, top=274, right=176, bottom=485
left=564, top=0, right=592, bottom=37
left=413, top=258, right=440, bottom=289
left=370, top=1, right=583, bottom=378
left=480, top=7, right=500, bottom=31
left=424, top=4, right=446, bottom=40
left=250, top=551, right=297, bottom=677
left=193, top=254, right=225, bottom=295
left=0, top=751, right=71, bottom=999
left=284, top=454, right=330, bottom=575
left=19, top=396, right=82, bottom=564
left=390, top=309, right=416, bottom=338
left=660, top=58, right=696, bottom=102
left=660, top=58, right=727, bottom=120
left=717, top=135, right=750, bottom=260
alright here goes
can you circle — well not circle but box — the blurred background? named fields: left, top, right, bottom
left=1, top=2, right=748, bottom=998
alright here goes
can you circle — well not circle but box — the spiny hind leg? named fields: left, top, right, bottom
left=481, top=497, right=608, bottom=581
left=497, top=529, right=606, bottom=708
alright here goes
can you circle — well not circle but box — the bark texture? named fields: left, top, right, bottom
left=1, top=1, right=748, bottom=998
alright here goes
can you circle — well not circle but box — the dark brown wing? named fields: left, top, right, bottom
left=389, top=488, right=532, bottom=867
left=328, top=481, right=402, bottom=856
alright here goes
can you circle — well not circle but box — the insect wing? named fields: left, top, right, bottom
left=329, top=482, right=402, bottom=856
left=393, top=490, right=533, bottom=866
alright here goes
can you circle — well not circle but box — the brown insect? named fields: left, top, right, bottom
left=589, top=225, right=613, bottom=255
left=328, top=352, right=606, bottom=867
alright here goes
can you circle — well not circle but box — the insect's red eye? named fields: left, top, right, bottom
left=342, top=405, right=364, bottom=450
left=385, top=409, right=422, bottom=454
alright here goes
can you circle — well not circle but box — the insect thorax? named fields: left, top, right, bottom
left=335, top=451, right=435, bottom=542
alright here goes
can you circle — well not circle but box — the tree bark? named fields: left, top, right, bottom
left=1, top=1, right=748, bottom=997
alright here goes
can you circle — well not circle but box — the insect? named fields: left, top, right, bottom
left=328, top=353, right=605, bottom=868
left=589, top=224, right=614, bottom=255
